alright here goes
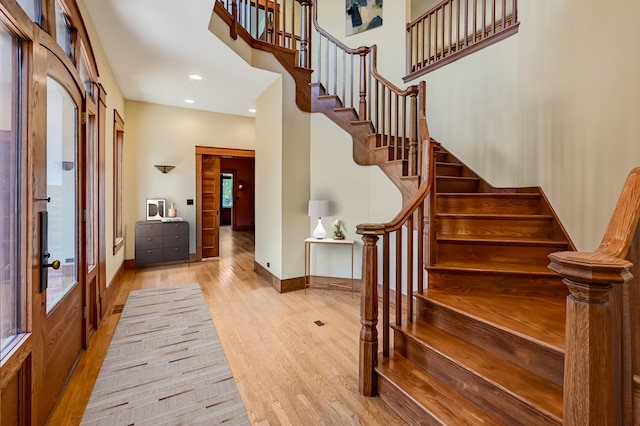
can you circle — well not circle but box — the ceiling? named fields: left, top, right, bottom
left=82, top=0, right=279, bottom=117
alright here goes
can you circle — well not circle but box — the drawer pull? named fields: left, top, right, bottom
left=147, top=238, right=152, bottom=241
left=174, top=236, right=180, bottom=239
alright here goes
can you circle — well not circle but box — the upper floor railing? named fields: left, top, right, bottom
left=405, top=0, right=519, bottom=80
left=218, top=0, right=311, bottom=67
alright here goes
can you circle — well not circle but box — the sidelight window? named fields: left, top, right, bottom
left=0, top=24, right=23, bottom=358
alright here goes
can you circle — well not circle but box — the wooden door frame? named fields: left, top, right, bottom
left=194, top=146, right=254, bottom=262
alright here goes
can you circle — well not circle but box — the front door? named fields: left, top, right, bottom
left=33, top=50, right=85, bottom=423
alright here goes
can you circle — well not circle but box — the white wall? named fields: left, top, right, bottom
left=421, top=0, right=640, bottom=251
left=255, top=79, right=284, bottom=278
left=123, top=101, right=256, bottom=259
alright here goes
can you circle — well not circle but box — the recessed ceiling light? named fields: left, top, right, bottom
left=189, top=74, right=202, bottom=81
left=248, top=108, right=256, bottom=113
left=185, top=99, right=195, bottom=104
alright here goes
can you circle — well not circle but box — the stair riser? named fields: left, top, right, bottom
left=435, top=152, right=448, bottom=162
left=426, top=268, right=569, bottom=299
left=436, top=217, right=554, bottom=239
left=437, top=179, right=479, bottom=193
left=436, top=163, right=463, bottom=177
left=395, top=332, right=560, bottom=425
left=415, top=296, right=564, bottom=386
left=437, top=195, right=541, bottom=215
left=436, top=241, right=567, bottom=267
left=377, top=377, right=445, bottom=426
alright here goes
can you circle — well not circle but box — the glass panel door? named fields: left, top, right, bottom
left=46, top=77, right=77, bottom=312
left=0, top=23, right=22, bottom=357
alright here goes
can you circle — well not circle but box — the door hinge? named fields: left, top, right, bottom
left=83, top=306, right=87, bottom=319
left=82, top=112, right=87, bottom=125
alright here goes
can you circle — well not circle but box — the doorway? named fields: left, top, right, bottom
left=195, top=147, right=255, bottom=261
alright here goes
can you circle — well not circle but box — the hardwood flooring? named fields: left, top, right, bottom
left=47, top=226, right=405, bottom=425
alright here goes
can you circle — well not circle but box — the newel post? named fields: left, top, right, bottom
left=230, top=0, right=238, bottom=40
left=408, top=87, right=418, bottom=177
left=548, top=251, right=633, bottom=425
left=357, top=46, right=369, bottom=121
left=356, top=225, right=383, bottom=396
left=299, top=0, right=312, bottom=68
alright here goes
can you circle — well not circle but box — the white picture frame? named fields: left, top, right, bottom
left=146, top=198, right=166, bottom=221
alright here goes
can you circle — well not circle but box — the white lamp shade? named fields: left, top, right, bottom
left=308, top=200, right=332, bottom=218
left=308, top=200, right=332, bottom=239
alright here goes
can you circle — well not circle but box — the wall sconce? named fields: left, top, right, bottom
left=154, top=165, right=175, bottom=173
left=238, top=180, right=244, bottom=190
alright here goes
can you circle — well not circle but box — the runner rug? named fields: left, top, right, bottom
left=81, top=283, right=250, bottom=425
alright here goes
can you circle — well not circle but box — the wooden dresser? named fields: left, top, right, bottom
left=134, top=221, right=189, bottom=266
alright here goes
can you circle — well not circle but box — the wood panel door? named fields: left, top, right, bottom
left=201, top=155, right=220, bottom=258
left=32, top=48, right=86, bottom=424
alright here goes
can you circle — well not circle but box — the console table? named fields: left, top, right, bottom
left=304, top=237, right=354, bottom=295
left=135, top=221, right=189, bottom=266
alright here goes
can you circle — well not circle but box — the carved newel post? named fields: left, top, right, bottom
left=548, top=251, right=633, bottom=425
left=357, top=226, right=384, bottom=396
left=299, top=0, right=312, bottom=68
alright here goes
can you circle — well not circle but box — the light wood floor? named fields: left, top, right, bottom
left=48, top=227, right=406, bottom=425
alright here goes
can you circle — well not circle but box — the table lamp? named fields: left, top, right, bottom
left=308, top=200, right=332, bottom=239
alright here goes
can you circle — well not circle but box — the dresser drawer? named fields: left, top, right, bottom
left=163, top=246, right=189, bottom=262
left=163, top=233, right=188, bottom=248
left=135, top=248, right=164, bottom=265
left=163, top=222, right=188, bottom=235
left=136, top=235, right=163, bottom=250
left=135, top=221, right=163, bottom=237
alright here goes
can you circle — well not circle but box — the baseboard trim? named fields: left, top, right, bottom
left=253, top=261, right=305, bottom=293
left=102, top=262, right=125, bottom=318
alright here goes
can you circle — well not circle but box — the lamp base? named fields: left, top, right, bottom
left=312, top=218, right=326, bottom=239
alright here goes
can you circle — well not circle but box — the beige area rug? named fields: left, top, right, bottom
left=81, top=283, right=250, bottom=425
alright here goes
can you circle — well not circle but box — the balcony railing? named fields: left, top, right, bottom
left=406, top=0, right=519, bottom=80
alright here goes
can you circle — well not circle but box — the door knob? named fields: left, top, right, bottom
left=43, top=252, right=60, bottom=270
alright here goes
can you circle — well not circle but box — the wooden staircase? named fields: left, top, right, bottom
left=215, top=2, right=640, bottom=423
left=372, top=146, right=574, bottom=424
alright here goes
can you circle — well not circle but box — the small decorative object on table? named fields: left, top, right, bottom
left=332, top=219, right=345, bottom=240
left=168, top=202, right=177, bottom=218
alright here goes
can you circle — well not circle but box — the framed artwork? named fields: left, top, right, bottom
left=146, top=198, right=165, bottom=221
left=346, top=0, right=382, bottom=36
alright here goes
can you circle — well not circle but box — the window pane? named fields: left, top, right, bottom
left=16, top=0, right=41, bottom=23
left=78, top=48, right=93, bottom=99
left=86, top=114, right=97, bottom=269
left=0, top=25, right=22, bottom=357
left=46, top=77, right=78, bottom=312
left=55, top=0, right=72, bottom=56
left=222, top=173, right=233, bottom=208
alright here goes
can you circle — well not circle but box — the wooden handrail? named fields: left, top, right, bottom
left=548, top=166, right=640, bottom=425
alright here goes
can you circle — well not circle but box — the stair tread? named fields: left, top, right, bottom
left=438, top=192, right=540, bottom=198
left=376, top=352, right=501, bottom=425
left=437, top=176, right=479, bottom=181
left=396, top=320, right=563, bottom=421
left=437, top=213, right=553, bottom=220
left=436, top=235, right=569, bottom=247
left=418, top=289, right=565, bottom=350
left=428, top=263, right=560, bottom=276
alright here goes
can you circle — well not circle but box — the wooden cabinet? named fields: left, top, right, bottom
left=135, top=221, right=189, bottom=266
